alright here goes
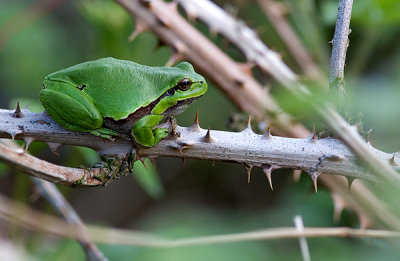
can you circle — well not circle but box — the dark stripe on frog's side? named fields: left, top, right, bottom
left=103, top=96, right=201, bottom=134
left=103, top=98, right=159, bottom=134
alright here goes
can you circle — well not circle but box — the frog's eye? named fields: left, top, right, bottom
left=177, top=78, right=192, bottom=91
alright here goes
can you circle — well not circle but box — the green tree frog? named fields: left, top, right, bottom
left=40, top=57, right=207, bottom=147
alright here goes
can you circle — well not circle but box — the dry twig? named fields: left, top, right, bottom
left=0, top=193, right=399, bottom=247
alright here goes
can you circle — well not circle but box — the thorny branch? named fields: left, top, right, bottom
left=115, top=0, right=309, bottom=138
left=0, top=107, right=398, bottom=187
left=329, top=0, right=353, bottom=95
left=112, top=0, right=400, bottom=230
left=3, top=139, right=107, bottom=259
left=172, top=0, right=400, bottom=187
left=1, top=193, right=400, bottom=248
left=0, top=139, right=103, bottom=186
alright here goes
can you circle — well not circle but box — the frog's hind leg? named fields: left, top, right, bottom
left=40, top=86, right=105, bottom=134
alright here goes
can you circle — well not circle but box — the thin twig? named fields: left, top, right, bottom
left=329, top=0, right=353, bottom=92
left=32, top=178, right=107, bottom=261
left=294, top=215, right=311, bottom=261
left=256, top=0, right=324, bottom=81
left=0, top=193, right=399, bottom=248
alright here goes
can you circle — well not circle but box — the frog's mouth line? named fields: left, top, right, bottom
left=162, top=96, right=202, bottom=116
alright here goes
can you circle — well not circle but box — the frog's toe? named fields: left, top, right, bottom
left=153, top=128, right=169, bottom=144
left=90, top=128, right=118, bottom=140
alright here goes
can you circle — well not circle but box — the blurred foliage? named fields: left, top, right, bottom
left=1, top=0, right=400, bottom=260
left=133, top=159, right=165, bottom=199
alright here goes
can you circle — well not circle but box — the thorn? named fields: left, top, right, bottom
left=293, top=169, right=302, bottom=182
left=312, top=125, right=318, bottom=141
left=169, top=144, right=182, bottom=154
left=128, top=21, right=148, bottom=42
left=12, top=102, right=24, bottom=118
left=47, top=142, right=61, bottom=155
left=309, top=172, right=320, bottom=193
left=244, top=164, right=253, bottom=183
left=166, top=50, right=184, bottom=66
left=202, top=128, right=215, bottom=143
left=8, top=131, right=17, bottom=140
left=312, top=176, right=318, bottom=193
left=188, top=110, right=201, bottom=132
left=181, top=157, right=186, bottom=164
left=263, top=126, right=273, bottom=139
left=241, top=116, right=253, bottom=134
left=194, top=110, right=199, bottom=125
left=156, top=15, right=170, bottom=27
left=389, top=153, right=399, bottom=166
left=234, top=79, right=245, bottom=88
left=150, top=157, right=157, bottom=168
left=168, top=141, right=192, bottom=154
left=24, top=137, right=35, bottom=151
left=237, top=62, right=255, bottom=77
left=262, top=165, right=273, bottom=190
left=139, top=0, right=151, bottom=7
left=212, top=160, right=215, bottom=167
left=140, top=158, right=147, bottom=169
left=346, top=177, right=355, bottom=191
left=307, top=125, right=318, bottom=142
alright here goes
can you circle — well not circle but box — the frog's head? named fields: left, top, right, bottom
left=152, top=62, right=208, bottom=115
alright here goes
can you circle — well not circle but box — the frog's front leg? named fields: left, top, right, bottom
left=132, top=114, right=169, bottom=147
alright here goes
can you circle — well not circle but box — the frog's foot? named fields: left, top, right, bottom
left=133, top=127, right=169, bottom=147
left=81, top=154, right=132, bottom=186
left=90, top=128, right=119, bottom=140
left=153, top=127, right=169, bottom=144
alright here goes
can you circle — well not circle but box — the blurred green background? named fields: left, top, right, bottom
left=1, top=0, right=400, bottom=260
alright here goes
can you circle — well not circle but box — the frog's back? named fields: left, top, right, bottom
left=48, top=58, right=172, bottom=120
